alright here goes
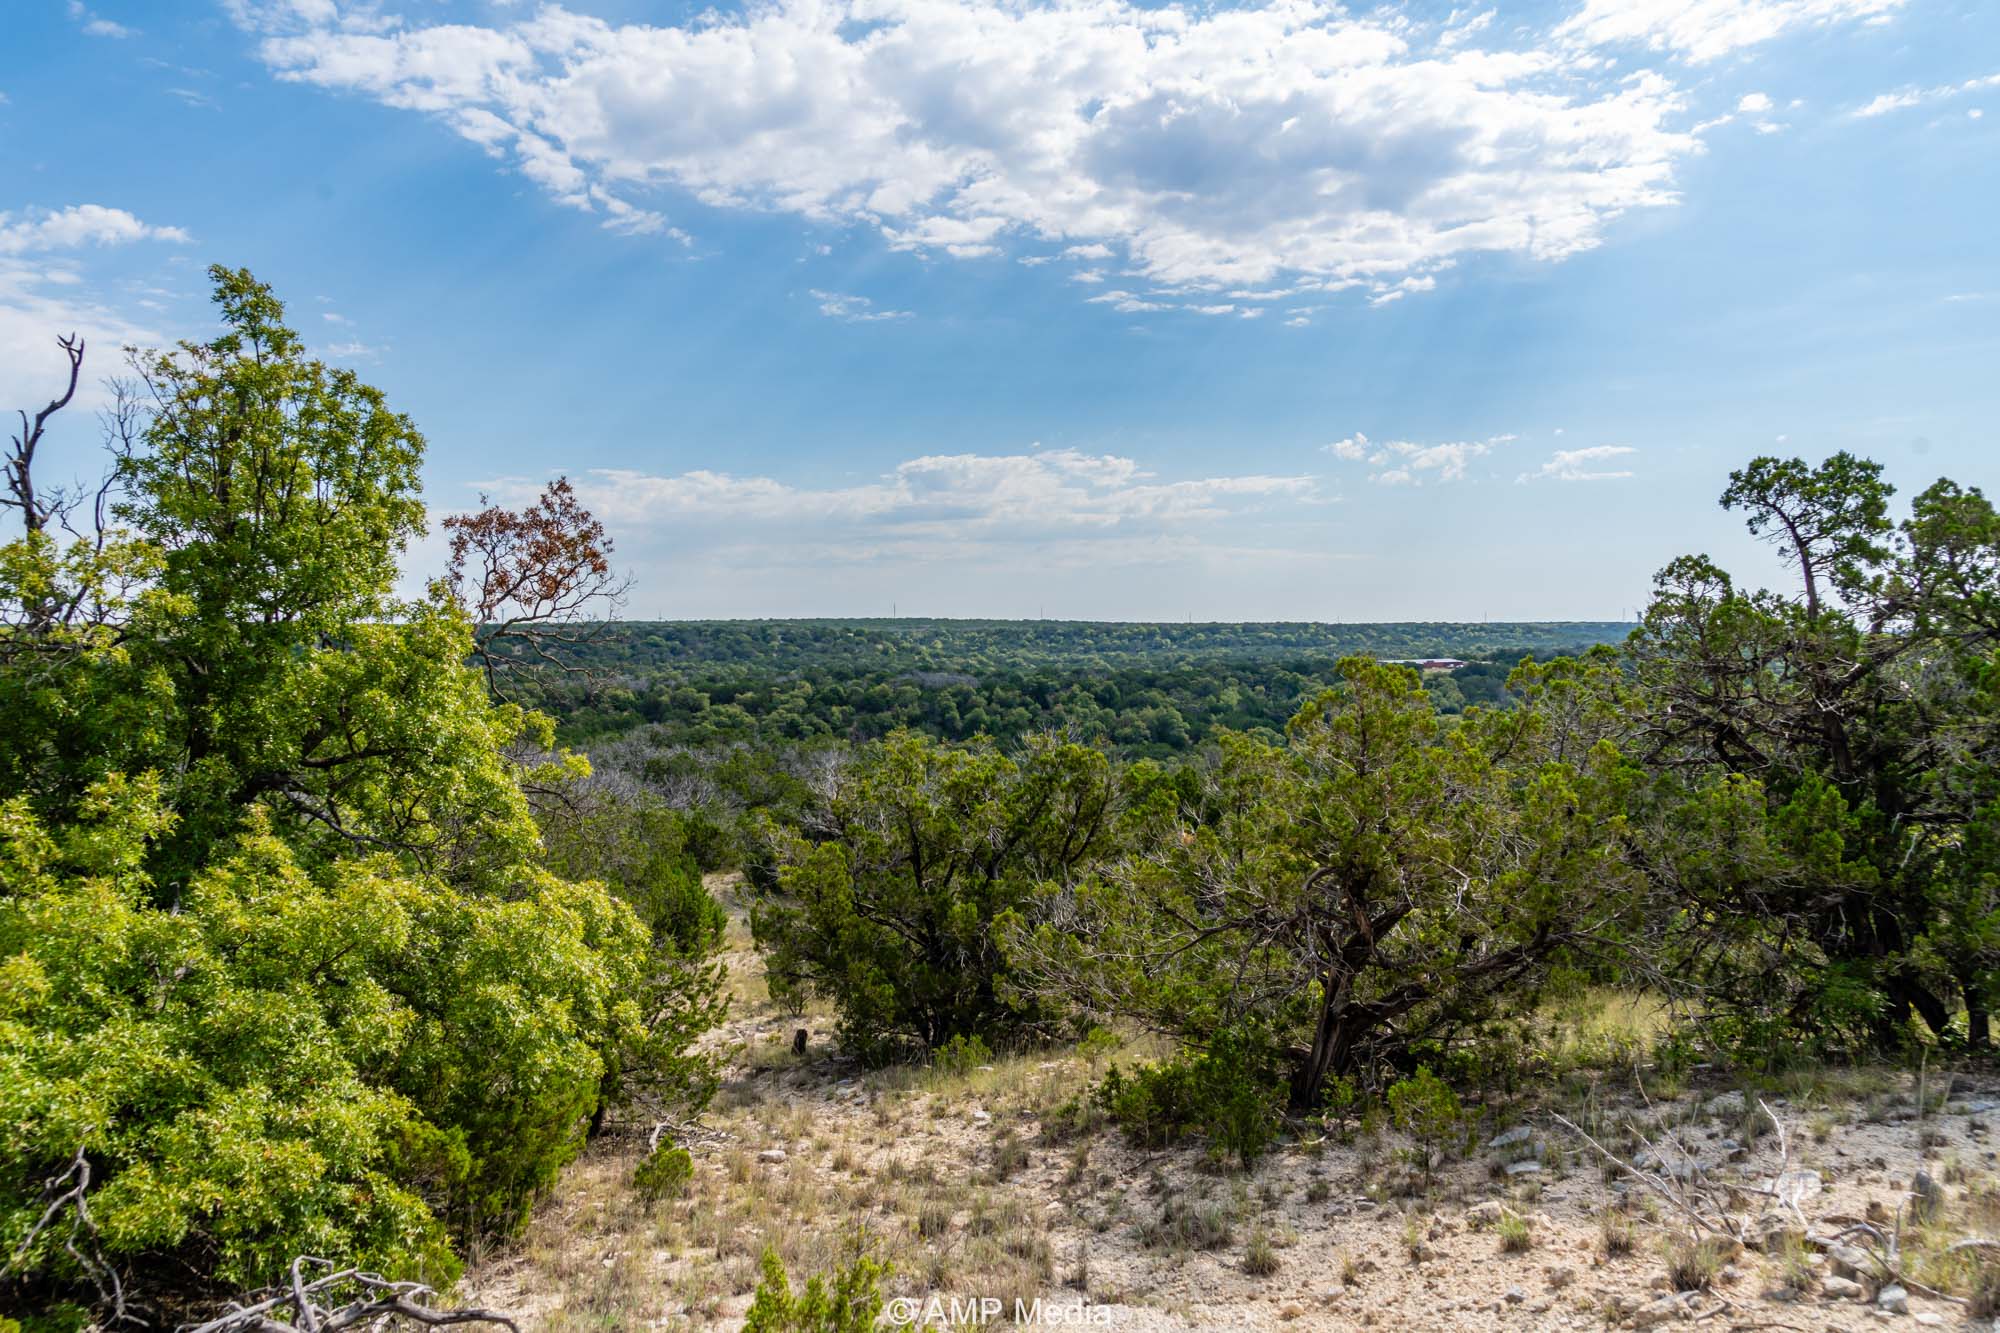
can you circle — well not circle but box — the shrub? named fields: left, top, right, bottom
left=1005, top=655, right=1643, bottom=1109
left=1137, top=1198, right=1232, bottom=1252
left=633, top=1141, right=694, bottom=1200
left=1242, top=1228, right=1281, bottom=1276
left=1387, top=1067, right=1464, bottom=1183
left=1496, top=1213, right=1534, bottom=1254
left=1662, top=1234, right=1727, bottom=1291
left=933, top=1033, right=993, bottom=1078
left=742, top=1246, right=887, bottom=1333
left=1096, top=1036, right=1283, bottom=1166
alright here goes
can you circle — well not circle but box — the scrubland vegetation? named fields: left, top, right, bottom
left=5, top=270, right=2000, bottom=1330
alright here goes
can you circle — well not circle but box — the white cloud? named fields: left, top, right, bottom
left=468, top=449, right=1321, bottom=577
left=67, top=1, right=135, bottom=38
left=810, top=289, right=913, bottom=323
left=1326, top=430, right=1513, bottom=484
left=1085, top=290, right=1172, bottom=314
left=1738, top=92, right=1774, bottom=113
left=1855, top=71, right=2000, bottom=118
left=1515, top=444, right=1638, bottom=482
left=230, top=0, right=1753, bottom=302
left=0, top=206, right=191, bottom=417
left=0, top=205, right=192, bottom=256
left=1556, top=0, right=1903, bottom=64
left=0, top=264, right=166, bottom=418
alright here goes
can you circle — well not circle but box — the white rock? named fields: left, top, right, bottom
left=1877, top=1284, right=1909, bottom=1315
left=1822, top=1276, right=1864, bottom=1300
left=1489, top=1125, right=1536, bottom=1150
left=1506, top=1160, right=1543, bottom=1176
left=758, top=1148, right=787, bottom=1164
left=1772, top=1169, right=1823, bottom=1206
left=1628, top=1293, right=1689, bottom=1328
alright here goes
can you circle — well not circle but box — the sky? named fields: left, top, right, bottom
left=1, top=0, right=1995, bottom=621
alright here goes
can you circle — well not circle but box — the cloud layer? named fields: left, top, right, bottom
left=223, top=0, right=1824, bottom=303
left=542, top=448, right=1315, bottom=544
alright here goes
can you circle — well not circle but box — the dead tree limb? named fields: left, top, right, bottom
left=6, top=333, right=84, bottom=535
left=184, top=1259, right=519, bottom=1333
left=1, top=1142, right=130, bottom=1325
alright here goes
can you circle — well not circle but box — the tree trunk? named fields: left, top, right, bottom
left=1289, top=969, right=1361, bottom=1111
left=1888, top=971, right=1951, bottom=1042
left=1965, top=984, right=1990, bottom=1052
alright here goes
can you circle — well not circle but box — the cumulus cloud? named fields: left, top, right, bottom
left=1516, top=444, right=1638, bottom=482
left=0, top=205, right=192, bottom=256
left=228, top=0, right=1765, bottom=304
left=1325, top=430, right=1512, bottom=485
left=1555, top=0, right=1903, bottom=63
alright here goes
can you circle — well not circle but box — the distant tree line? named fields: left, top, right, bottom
left=524, top=645, right=1593, bottom=757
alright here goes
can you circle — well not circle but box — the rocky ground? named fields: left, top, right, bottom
left=462, top=880, right=2000, bottom=1331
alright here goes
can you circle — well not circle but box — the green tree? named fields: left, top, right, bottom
left=0, top=271, right=722, bottom=1319
left=1006, top=656, right=1640, bottom=1110
left=752, top=731, right=1121, bottom=1062
left=1630, top=454, right=2000, bottom=1051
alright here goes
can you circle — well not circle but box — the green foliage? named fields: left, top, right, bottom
left=0, top=269, right=722, bottom=1318
left=751, top=731, right=1121, bottom=1062
left=1095, top=1036, right=1283, bottom=1167
left=1008, top=654, right=1641, bottom=1110
left=1631, top=453, right=2000, bottom=1057
left=632, top=1141, right=694, bottom=1200
left=741, top=1245, right=887, bottom=1333
left=932, top=1033, right=993, bottom=1078
left=1386, top=1067, right=1465, bottom=1180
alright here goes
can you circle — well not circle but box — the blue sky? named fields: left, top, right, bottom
left=2, top=0, right=1995, bottom=620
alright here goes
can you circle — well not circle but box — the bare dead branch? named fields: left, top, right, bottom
left=183, top=1259, right=519, bottom=1333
